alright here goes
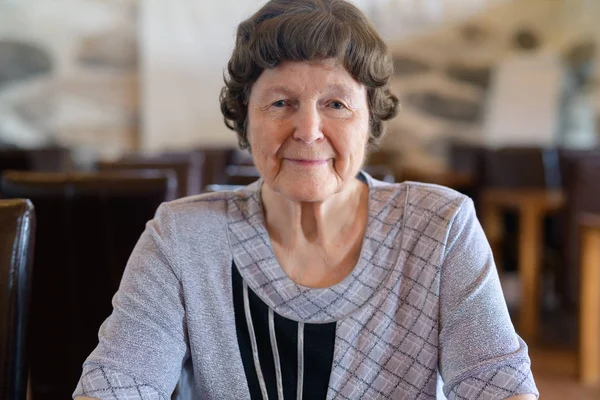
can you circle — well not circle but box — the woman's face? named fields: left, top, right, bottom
left=247, top=59, right=370, bottom=203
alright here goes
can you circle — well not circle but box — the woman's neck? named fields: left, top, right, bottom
left=261, top=178, right=369, bottom=287
left=261, top=178, right=366, bottom=248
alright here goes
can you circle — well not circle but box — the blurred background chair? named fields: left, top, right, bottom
left=448, top=142, right=487, bottom=201
left=97, top=151, right=204, bottom=198
left=0, top=199, right=35, bottom=400
left=0, top=170, right=176, bottom=400
left=483, top=146, right=561, bottom=189
left=224, top=164, right=261, bottom=186
left=0, top=147, right=71, bottom=177
left=482, top=146, right=562, bottom=269
left=559, top=157, right=600, bottom=309
left=197, top=148, right=237, bottom=189
left=479, top=146, right=565, bottom=340
left=577, top=212, right=600, bottom=384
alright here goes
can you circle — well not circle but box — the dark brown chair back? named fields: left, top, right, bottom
left=0, top=171, right=175, bottom=400
left=0, top=199, right=35, bottom=400
left=483, top=147, right=561, bottom=189
left=197, top=148, right=236, bottom=188
left=448, top=142, right=487, bottom=202
left=0, top=149, right=28, bottom=173
left=0, top=147, right=70, bottom=175
left=561, top=159, right=600, bottom=306
left=229, top=149, right=254, bottom=166
left=449, top=143, right=486, bottom=179
left=98, top=151, right=204, bottom=198
left=225, top=165, right=261, bottom=186
left=558, top=148, right=600, bottom=189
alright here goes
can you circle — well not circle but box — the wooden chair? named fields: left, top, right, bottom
left=97, top=151, right=204, bottom=198
left=483, top=146, right=561, bottom=189
left=0, top=170, right=175, bottom=400
left=482, top=147, right=562, bottom=267
left=578, top=212, right=600, bottom=384
left=195, top=148, right=237, bottom=188
left=0, top=199, right=35, bottom=400
left=225, top=164, right=261, bottom=186
left=560, top=158, right=600, bottom=308
left=448, top=142, right=486, bottom=201
left=0, top=146, right=71, bottom=175
left=480, top=147, right=563, bottom=340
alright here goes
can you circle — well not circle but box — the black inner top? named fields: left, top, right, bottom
left=232, top=263, right=337, bottom=399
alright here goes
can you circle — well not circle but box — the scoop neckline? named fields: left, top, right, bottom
left=227, top=171, right=406, bottom=323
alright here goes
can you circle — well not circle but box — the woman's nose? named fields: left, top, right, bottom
left=292, top=106, right=324, bottom=144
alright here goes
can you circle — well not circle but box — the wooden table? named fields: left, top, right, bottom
left=481, top=188, right=566, bottom=342
left=579, top=212, right=600, bottom=384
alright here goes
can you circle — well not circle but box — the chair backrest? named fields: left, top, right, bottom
left=558, top=148, right=600, bottom=189
left=482, top=146, right=561, bottom=189
left=449, top=143, right=486, bottom=178
left=156, top=151, right=205, bottom=195
left=0, top=170, right=175, bottom=400
left=225, top=165, right=261, bottom=186
left=229, top=149, right=254, bottom=166
left=0, top=147, right=70, bottom=175
left=0, top=199, right=35, bottom=400
left=447, top=143, right=488, bottom=203
left=561, top=158, right=600, bottom=306
left=0, top=149, right=28, bottom=173
left=98, top=151, right=204, bottom=198
left=196, top=148, right=236, bottom=188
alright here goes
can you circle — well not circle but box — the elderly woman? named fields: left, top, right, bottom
left=74, top=0, right=538, bottom=399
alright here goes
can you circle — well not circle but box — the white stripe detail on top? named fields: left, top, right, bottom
left=243, top=281, right=269, bottom=400
left=268, top=308, right=285, bottom=400
left=297, top=322, right=305, bottom=400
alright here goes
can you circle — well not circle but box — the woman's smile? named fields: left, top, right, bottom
left=285, top=158, right=329, bottom=167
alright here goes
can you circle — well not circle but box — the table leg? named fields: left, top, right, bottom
left=579, top=227, right=600, bottom=384
left=518, top=203, right=541, bottom=342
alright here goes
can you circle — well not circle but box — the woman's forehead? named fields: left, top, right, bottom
left=253, top=59, right=364, bottom=96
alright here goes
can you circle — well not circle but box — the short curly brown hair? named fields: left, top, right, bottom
left=220, top=0, right=399, bottom=150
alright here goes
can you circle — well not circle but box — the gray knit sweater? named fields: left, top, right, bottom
left=73, top=173, right=538, bottom=399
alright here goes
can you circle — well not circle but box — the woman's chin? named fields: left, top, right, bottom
left=273, top=181, right=336, bottom=203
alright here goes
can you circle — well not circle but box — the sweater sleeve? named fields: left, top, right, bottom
left=438, top=198, right=539, bottom=399
left=73, top=203, right=188, bottom=399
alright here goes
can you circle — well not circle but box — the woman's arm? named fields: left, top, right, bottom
left=438, top=198, right=539, bottom=399
left=507, top=396, right=537, bottom=400
left=72, top=204, right=188, bottom=399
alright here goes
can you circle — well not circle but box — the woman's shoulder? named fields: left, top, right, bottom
left=370, top=179, right=469, bottom=212
left=368, top=180, right=473, bottom=238
left=147, top=187, right=257, bottom=242
left=158, top=187, right=254, bottom=220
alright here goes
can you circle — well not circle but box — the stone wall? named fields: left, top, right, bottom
left=0, top=0, right=138, bottom=166
left=380, top=0, right=600, bottom=170
left=1, top=0, right=599, bottom=171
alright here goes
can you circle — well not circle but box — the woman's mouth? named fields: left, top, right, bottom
left=286, top=159, right=328, bottom=166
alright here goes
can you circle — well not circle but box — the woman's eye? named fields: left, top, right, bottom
left=330, top=101, right=345, bottom=110
left=272, top=100, right=287, bottom=108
